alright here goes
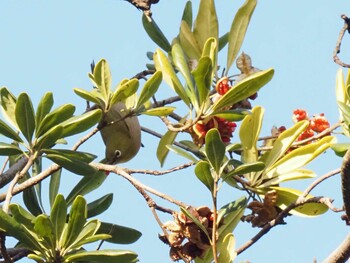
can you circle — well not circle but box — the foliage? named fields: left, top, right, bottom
left=0, top=0, right=346, bottom=262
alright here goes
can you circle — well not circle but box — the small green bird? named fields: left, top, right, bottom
left=100, top=102, right=141, bottom=164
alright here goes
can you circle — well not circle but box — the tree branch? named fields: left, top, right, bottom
left=333, top=14, right=350, bottom=68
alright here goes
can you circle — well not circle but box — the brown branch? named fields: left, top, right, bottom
left=333, top=14, right=350, bottom=68
left=126, top=162, right=194, bottom=176
left=0, top=232, right=12, bottom=263
left=131, top=69, right=155, bottom=80
left=323, top=232, right=350, bottom=263
left=0, top=156, right=28, bottom=189
left=341, top=148, right=350, bottom=220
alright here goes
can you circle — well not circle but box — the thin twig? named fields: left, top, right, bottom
left=126, top=162, right=194, bottom=176
left=0, top=232, right=12, bottom=263
left=131, top=69, right=156, bottom=80
left=333, top=14, right=350, bottom=68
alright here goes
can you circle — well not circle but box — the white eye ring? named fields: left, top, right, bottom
left=114, top=150, right=122, bottom=159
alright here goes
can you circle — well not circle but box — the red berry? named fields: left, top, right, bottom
left=216, top=77, right=231, bottom=95
left=310, top=114, right=330, bottom=133
left=293, top=109, right=308, bottom=122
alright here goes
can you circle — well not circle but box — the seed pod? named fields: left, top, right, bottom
left=100, top=102, right=141, bottom=164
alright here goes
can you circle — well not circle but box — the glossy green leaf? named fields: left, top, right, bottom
left=73, top=88, right=101, bottom=105
left=9, top=204, right=36, bottom=231
left=60, top=109, right=102, bottom=138
left=217, top=196, right=247, bottom=233
left=73, top=234, right=111, bottom=250
left=239, top=106, right=263, bottom=164
left=64, top=249, right=138, bottom=263
left=172, top=41, right=197, bottom=109
left=195, top=161, right=214, bottom=191
left=93, top=59, right=111, bottom=101
left=33, top=214, right=54, bottom=243
left=271, top=186, right=328, bottom=216
left=42, top=149, right=97, bottom=163
left=211, top=69, right=274, bottom=114
left=68, top=219, right=102, bottom=249
left=205, top=128, right=225, bottom=174
left=110, top=79, right=139, bottom=106
left=63, top=195, right=87, bottom=248
left=181, top=1, right=193, bottom=28
left=167, top=145, right=198, bottom=163
left=180, top=207, right=211, bottom=241
left=263, top=120, right=309, bottom=169
left=217, top=233, right=236, bottom=263
left=36, top=104, right=75, bottom=138
left=0, top=87, right=18, bottom=129
left=136, top=71, right=162, bottom=109
left=21, top=173, right=43, bottom=216
left=336, top=69, right=347, bottom=105
left=0, top=142, right=23, bottom=156
left=331, top=143, right=350, bottom=157
left=87, top=193, right=113, bottom=218
left=210, top=109, right=250, bottom=121
left=338, top=101, right=350, bottom=124
left=193, top=56, right=212, bottom=106
left=258, top=169, right=316, bottom=188
left=36, top=92, right=54, bottom=126
left=139, top=106, right=176, bottom=116
left=44, top=154, right=97, bottom=176
left=97, top=222, right=141, bottom=244
left=49, top=168, right=62, bottom=208
left=218, top=32, right=229, bottom=51
left=223, top=161, right=265, bottom=179
left=36, top=125, right=63, bottom=150
left=0, top=119, right=23, bottom=142
left=51, top=194, right=67, bottom=243
left=201, top=37, right=217, bottom=72
left=15, top=93, right=35, bottom=142
left=157, top=130, right=179, bottom=167
left=154, top=48, right=191, bottom=106
left=32, top=158, right=44, bottom=212
left=179, top=21, right=201, bottom=60
left=0, top=208, right=42, bottom=252
left=226, top=0, right=257, bottom=72
left=193, top=0, right=218, bottom=50
left=142, top=14, right=171, bottom=52
left=66, top=171, right=107, bottom=206
left=264, top=136, right=335, bottom=179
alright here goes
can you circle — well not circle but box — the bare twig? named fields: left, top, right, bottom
left=333, top=14, right=350, bottom=68
left=0, top=156, right=28, bottom=189
left=131, top=69, right=155, bottom=80
left=126, top=162, right=194, bottom=176
left=0, top=232, right=12, bottom=263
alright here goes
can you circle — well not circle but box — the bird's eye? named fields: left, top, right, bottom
left=114, top=150, right=122, bottom=159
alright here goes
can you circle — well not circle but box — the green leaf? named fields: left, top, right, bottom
left=0, top=119, right=23, bottom=142
left=239, top=106, right=264, bottom=164
left=167, top=145, right=199, bottom=163
left=210, top=109, right=250, bottom=121
left=211, top=69, right=274, bottom=114
left=49, top=168, right=62, bottom=208
left=0, top=87, right=18, bottom=129
left=73, top=88, right=101, bottom=105
left=218, top=32, right=229, bottom=51
left=172, top=41, right=198, bottom=109
left=193, top=56, right=213, bottom=107
left=9, top=204, right=35, bottom=231
left=0, top=142, right=23, bottom=156
left=331, top=143, right=350, bottom=157
left=68, top=219, right=102, bottom=249
left=223, top=161, right=265, bottom=179
left=205, top=128, right=225, bottom=174
left=226, top=0, right=257, bottom=72
left=264, top=136, right=335, bottom=180
left=66, top=171, right=107, bottom=206
left=51, top=194, right=67, bottom=243
left=36, top=92, right=54, bottom=126
left=154, top=49, right=191, bottom=107
left=179, top=21, right=201, bottom=60
left=270, top=186, right=328, bottom=216
left=201, top=37, right=217, bottom=74
left=193, top=0, right=218, bottom=50
left=87, top=193, right=113, bottom=218
left=259, top=169, right=316, bottom=188
left=64, top=249, right=138, bottom=263
left=36, top=104, right=75, bottom=138
left=15, top=93, right=35, bottom=142
left=35, top=125, right=64, bottom=150
left=44, top=153, right=97, bottom=176
left=63, top=195, right=87, bottom=248
left=42, top=149, right=97, bottom=163
left=217, top=196, right=247, bottom=233
left=217, top=233, right=236, bottom=263
left=93, top=59, right=111, bottom=101
left=97, top=222, right=142, bottom=244
left=156, top=130, right=179, bottom=167
left=139, top=106, right=176, bottom=116
left=195, top=161, right=214, bottom=191
left=142, top=14, right=171, bottom=52
left=181, top=1, right=193, bottom=29
left=110, top=79, right=139, bottom=106
left=136, top=71, right=163, bottom=109
left=263, top=120, right=309, bottom=168
left=60, top=109, right=102, bottom=138
left=22, top=173, right=43, bottom=216
left=33, top=214, right=54, bottom=243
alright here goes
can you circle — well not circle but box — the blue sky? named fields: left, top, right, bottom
left=1, top=1, right=350, bottom=262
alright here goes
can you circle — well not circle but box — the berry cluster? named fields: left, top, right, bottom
left=160, top=206, right=217, bottom=261
left=292, top=109, right=330, bottom=142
